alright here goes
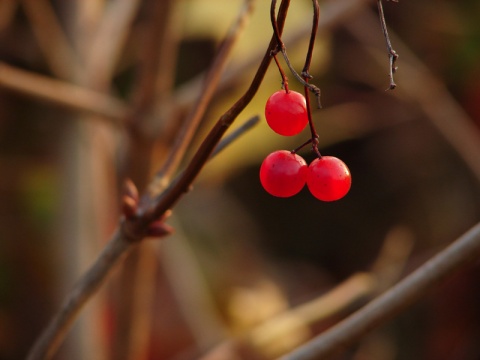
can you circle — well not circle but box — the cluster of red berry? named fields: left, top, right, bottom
left=259, top=90, right=351, bottom=201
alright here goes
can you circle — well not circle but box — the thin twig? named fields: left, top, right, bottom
left=302, top=0, right=320, bottom=78
left=127, top=0, right=178, bottom=126
left=211, top=115, right=260, bottom=158
left=376, top=0, right=398, bottom=90
left=272, top=53, right=290, bottom=91
left=281, top=222, right=480, bottom=360
left=302, top=0, right=322, bottom=157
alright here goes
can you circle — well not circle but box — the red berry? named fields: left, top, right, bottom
left=260, top=150, right=307, bottom=197
left=307, top=156, right=351, bottom=201
left=265, top=90, right=309, bottom=136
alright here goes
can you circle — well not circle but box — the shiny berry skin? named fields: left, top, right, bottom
left=265, top=90, right=309, bottom=136
left=307, top=156, right=351, bottom=201
left=260, top=150, right=307, bottom=197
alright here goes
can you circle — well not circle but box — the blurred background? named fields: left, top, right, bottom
left=0, top=0, right=480, bottom=359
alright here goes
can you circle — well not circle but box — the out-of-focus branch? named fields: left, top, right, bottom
left=21, top=0, right=81, bottom=80
left=82, top=0, right=142, bottom=89
left=127, top=0, right=179, bottom=128
left=281, top=222, right=480, bottom=360
left=0, top=62, right=127, bottom=120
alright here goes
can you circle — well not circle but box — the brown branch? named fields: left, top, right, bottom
left=281, top=222, right=480, bottom=359
left=127, top=0, right=178, bottom=124
left=21, top=0, right=81, bottom=80
left=146, top=0, right=258, bottom=198
left=82, top=0, right=142, bottom=89
left=0, top=62, right=127, bottom=120
left=302, top=0, right=322, bottom=156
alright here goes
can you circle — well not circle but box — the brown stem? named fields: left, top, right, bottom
left=302, top=0, right=320, bottom=76
left=210, top=115, right=260, bottom=158
left=377, top=0, right=398, bottom=90
left=270, top=0, right=322, bottom=107
left=272, top=53, right=290, bottom=92
left=302, top=0, right=322, bottom=157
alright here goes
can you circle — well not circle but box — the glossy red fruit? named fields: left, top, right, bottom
left=260, top=150, right=307, bottom=197
left=307, top=156, right=351, bottom=201
left=265, top=90, right=309, bottom=136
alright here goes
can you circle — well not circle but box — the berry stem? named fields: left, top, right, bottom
left=292, top=138, right=311, bottom=154
left=270, top=0, right=321, bottom=106
left=272, top=52, right=289, bottom=92
left=302, top=0, right=320, bottom=79
left=302, top=0, right=322, bottom=159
